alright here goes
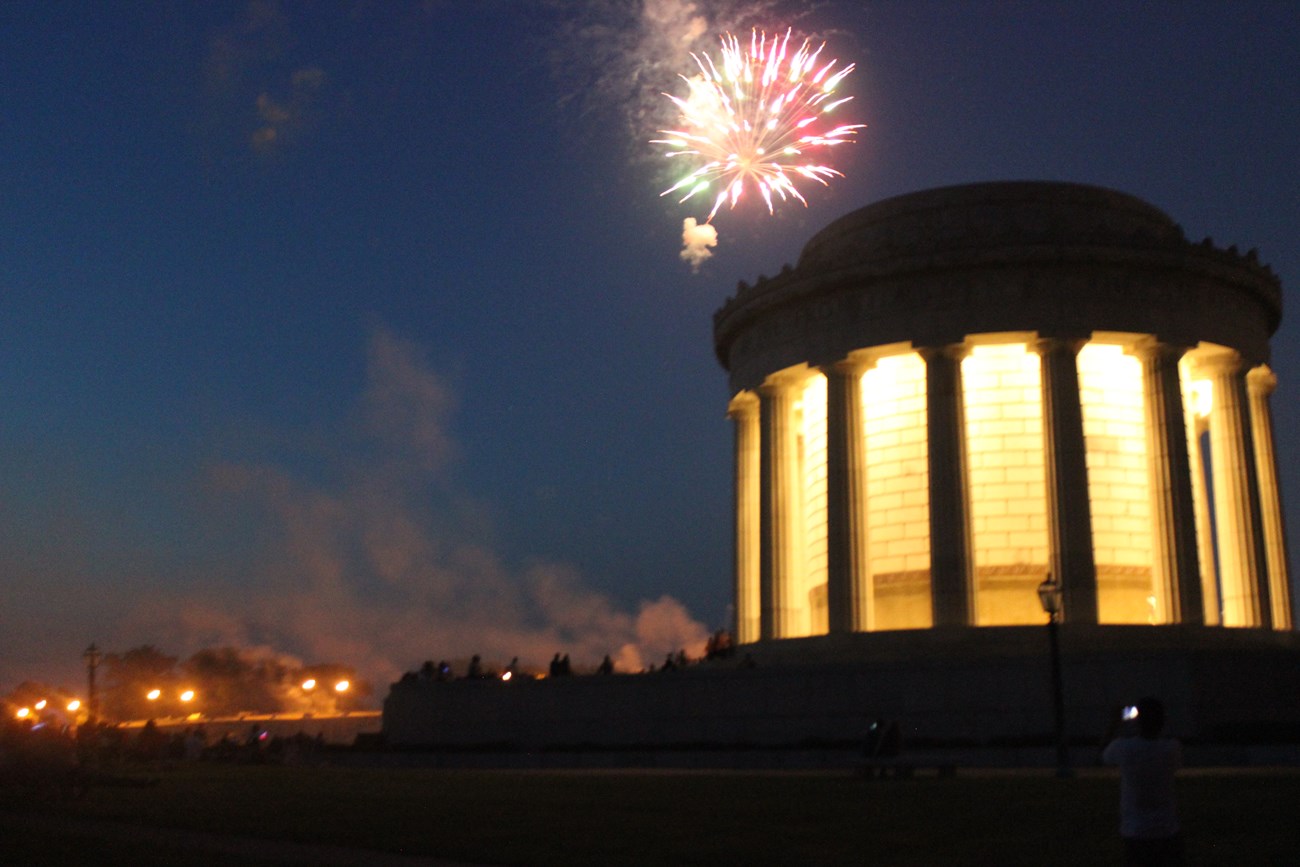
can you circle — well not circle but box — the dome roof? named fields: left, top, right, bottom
left=713, top=181, right=1282, bottom=392
left=796, top=181, right=1186, bottom=272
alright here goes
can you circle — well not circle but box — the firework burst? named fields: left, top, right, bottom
left=654, top=29, right=864, bottom=222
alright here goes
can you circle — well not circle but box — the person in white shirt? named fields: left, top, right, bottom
left=1102, top=696, right=1183, bottom=866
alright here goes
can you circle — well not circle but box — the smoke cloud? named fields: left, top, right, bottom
left=679, top=217, right=718, bottom=270
left=549, top=0, right=792, bottom=156
left=116, top=325, right=709, bottom=693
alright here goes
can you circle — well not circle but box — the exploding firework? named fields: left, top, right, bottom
left=655, top=29, right=864, bottom=222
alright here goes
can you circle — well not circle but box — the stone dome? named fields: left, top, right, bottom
left=795, top=181, right=1185, bottom=273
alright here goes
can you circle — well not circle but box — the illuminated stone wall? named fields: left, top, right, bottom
left=962, top=343, right=1050, bottom=625
left=797, top=375, right=829, bottom=636
left=728, top=337, right=1291, bottom=639
left=863, top=352, right=931, bottom=629
left=1077, top=343, right=1156, bottom=623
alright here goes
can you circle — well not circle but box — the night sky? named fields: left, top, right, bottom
left=3, top=1, right=1297, bottom=697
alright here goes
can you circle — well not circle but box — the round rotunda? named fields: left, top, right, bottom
left=715, top=181, right=1293, bottom=644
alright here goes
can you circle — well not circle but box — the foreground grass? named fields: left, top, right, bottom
left=3, top=764, right=1299, bottom=865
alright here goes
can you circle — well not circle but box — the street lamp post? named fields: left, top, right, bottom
left=82, top=643, right=102, bottom=726
left=1036, top=576, right=1071, bottom=778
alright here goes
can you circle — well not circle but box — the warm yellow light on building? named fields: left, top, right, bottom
left=863, top=351, right=931, bottom=630
left=179, top=689, right=196, bottom=703
left=146, top=688, right=162, bottom=701
left=962, top=341, right=1050, bottom=626
left=1077, top=342, right=1158, bottom=624
left=302, top=678, right=317, bottom=691
left=66, top=700, right=82, bottom=712
left=1190, top=379, right=1213, bottom=419
left=16, top=707, right=30, bottom=719
left=796, top=373, right=829, bottom=636
left=34, top=699, right=47, bottom=710
left=334, top=680, right=350, bottom=693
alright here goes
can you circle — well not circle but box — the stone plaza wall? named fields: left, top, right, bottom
left=383, top=627, right=1300, bottom=754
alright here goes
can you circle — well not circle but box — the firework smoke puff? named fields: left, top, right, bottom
left=680, top=217, right=718, bottom=271
left=655, top=28, right=864, bottom=222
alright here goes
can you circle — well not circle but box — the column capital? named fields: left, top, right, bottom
left=727, top=390, right=760, bottom=419
left=1192, top=349, right=1244, bottom=378
left=820, top=356, right=874, bottom=380
left=917, top=342, right=970, bottom=364
left=1247, top=365, right=1278, bottom=397
left=1127, top=337, right=1190, bottom=364
left=758, top=368, right=806, bottom=397
left=1032, top=336, right=1089, bottom=358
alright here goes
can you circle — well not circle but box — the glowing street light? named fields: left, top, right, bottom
left=16, top=707, right=31, bottom=720
left=34, top=699, right=47, bottom=711
left=179, top=689, right=196, bottom=703
left=301, top=678, right=317, bottom=691
left=146, top=689, right=162, bottom=701
left=333, top=680, right=350, bottom=693
left=66, top=700, right=82, bottom=712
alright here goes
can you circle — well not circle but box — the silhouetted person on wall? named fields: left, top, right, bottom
left=467, top=655, right=483, bottom=680
left=597, top=655, right=614, bottom=675
left=1102, top=697, right=1183, bottom=866
left=549, top=653, right=562, bottom=677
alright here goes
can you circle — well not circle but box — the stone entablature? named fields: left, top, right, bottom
left=715, top=182, right=1281, bottom=394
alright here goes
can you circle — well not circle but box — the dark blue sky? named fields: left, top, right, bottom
left=3, top=1, right=1297, bottom=694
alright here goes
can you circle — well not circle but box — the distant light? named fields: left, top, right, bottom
left=66, top=700, right=82, bottom=712
left=179, top=689, right=196, bottom=702
left=301, top=679, right=317, bottom=691
left=16, top=707, right=30, bottom=719
left=501, top=671, right=513, bottom=681
left=35, top=699, right=48, bottom=710
left=334, top=680, right=350, bottom=693
left=147, top=689, right=162, bottom=701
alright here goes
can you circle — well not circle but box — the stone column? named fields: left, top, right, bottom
left=729, top=391, right=762, bottom=644
left=1201, top=353, right=1269, bottom=627
left=1247, top=366, right=1292, bottom=629
left=1133, top=339, right=1202, bottom=624
left=1186, top=407, right=1220, bottom=625
left=759, top=373, right=802, bottom=639
left=823, top=356, right=873, bottom=634
left=921, top=344, right=973, bottom=627
left=1035, top=337, right=1098, bottom=623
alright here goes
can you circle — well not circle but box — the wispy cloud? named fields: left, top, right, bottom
left=200, top=1, right=331, bottom=154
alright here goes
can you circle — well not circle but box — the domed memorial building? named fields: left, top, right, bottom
left=715, top=181, right=1293, bottom=642
left=384, top=182, right=1300, bottom=759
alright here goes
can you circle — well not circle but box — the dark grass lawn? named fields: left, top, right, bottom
left=3, top=765, right=1299, bottom=865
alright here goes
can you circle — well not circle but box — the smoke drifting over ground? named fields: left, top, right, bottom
left=117, top=326, right=708, bottom=692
